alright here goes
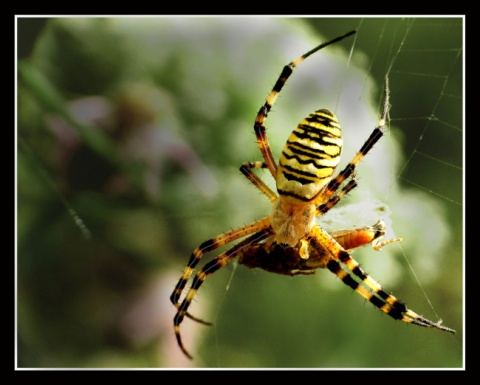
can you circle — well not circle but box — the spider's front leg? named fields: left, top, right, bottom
left=308, top=225, right=455, bottom=334
left=299, top=220, right=400, bottom=271
left=253, top=30, right=356, bottom=179
left=314, top=76, right=391, bottom=212
left=240, top=161, right=277, bottom=202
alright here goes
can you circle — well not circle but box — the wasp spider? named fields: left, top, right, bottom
left=170, top=30, right=455, bottom=359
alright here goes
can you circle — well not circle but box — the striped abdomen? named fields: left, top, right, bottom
left=276, top=109, right=343, bottom=201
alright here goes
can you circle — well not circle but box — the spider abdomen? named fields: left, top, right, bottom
left=276, top=109, right=343, bottom=201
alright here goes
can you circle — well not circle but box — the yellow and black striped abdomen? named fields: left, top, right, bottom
left=276, top=109, right=342, bottom=201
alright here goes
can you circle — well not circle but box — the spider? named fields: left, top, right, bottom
left=170, top=30, right=455, bottom=359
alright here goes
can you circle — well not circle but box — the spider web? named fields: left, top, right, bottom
left=16, top=16, right=463, bottom=369
left=182, top=17, right=464, bottom=368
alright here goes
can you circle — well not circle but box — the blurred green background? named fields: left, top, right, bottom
left=16, top=17, right=463, bottom=368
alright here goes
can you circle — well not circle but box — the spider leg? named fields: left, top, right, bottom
left=170, top=216, right=271, bottom=320
left=240, top=161, right=278, bottom=202
left=314, top=76, right=390, bottom=208
left=309, top=225, right=455, bottom=333
left=254, top=31, right=356, bottom=179
left=174, top=228, right=273, bottom=359
left=317, top=177, right=357, bottom=215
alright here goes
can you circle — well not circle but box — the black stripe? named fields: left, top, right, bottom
left=368, top=295, right=391, bottom=314
left=327, top=259, right=405, bottom=320
left=282, top=150, right=330, bottom=167
left=272, top=66, right=293, bottom=93
left=282, top=164, right=318, bottom=179
left=304, top=113, right=337, bottom=127
left=359, top=128, right=383, bottom=155
left=287, top=140, right=329, bottom=159
left=314, top=109, right=335, bottom=118
left=199, top=239, right=217, bottom=253
left=327, top=259, right=342, bottom=274
left=377, top=290, right=391, bottom=301
left=295, top=126, right=339, bottom=146
left=185, top=239, right=217, bottom=268
left=178, top=297, right=191, bottom=312
left=326, top=164, right=355, bottom=191
left=336, top=252, right=409, bottom=320
left=283, top=149, right=322, bottom=163
left=318, top=179, right=357, bottom=214
left=352, top=265, right=368, bottom=280
left=282, top=171, right=314, bottom=185
left=282, top=153, right=327, bottom=167
left=342, top=274, right=360, bottom=291
left=328, top=259, right=364, bottom=293
left=338, top=250, right=350, bottom=263
left=276, top=189, right=312, bottom=202
left=254, top=122, right=267, bottom=136
left=379, top=301, right=403, bottom=320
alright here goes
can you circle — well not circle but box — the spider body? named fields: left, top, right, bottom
left=170, top=30, right=455, bottom=359
left=238, top=220, right=390, bottom=275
